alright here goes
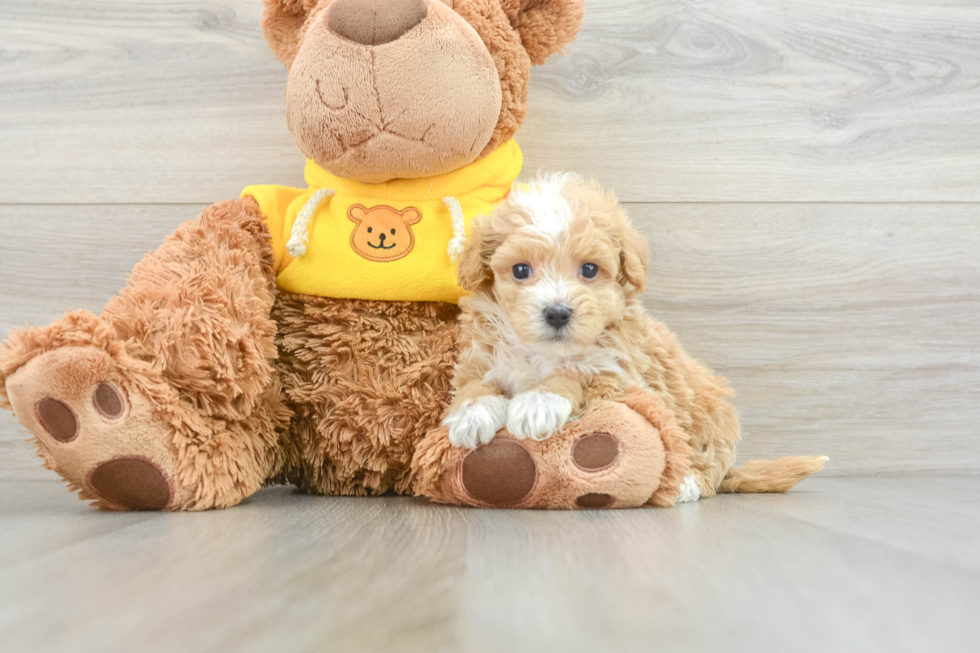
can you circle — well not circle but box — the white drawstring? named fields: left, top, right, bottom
left=442, top=196, right=466, bottom=262
left=286, top=187, right=336, bottom=258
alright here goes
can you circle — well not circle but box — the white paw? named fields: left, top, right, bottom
left=676, top=475, right=702, bottom=504
left=443, top=395, right=509, bottom=449
left=506, top=391, right=573, bottom=441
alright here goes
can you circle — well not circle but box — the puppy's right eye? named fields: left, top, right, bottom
left=512, top=264, right=532, bottom=280
left=580, top=263, right=599, bottom=279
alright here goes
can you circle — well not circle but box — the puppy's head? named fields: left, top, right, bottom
left=459, top=174, right=649, bottom=354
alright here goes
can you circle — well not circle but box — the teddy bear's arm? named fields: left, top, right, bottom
left=241, top=185, right=308, bottom=274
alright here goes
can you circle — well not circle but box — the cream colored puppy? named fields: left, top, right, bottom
left=443, top=173, right=742, bottom=500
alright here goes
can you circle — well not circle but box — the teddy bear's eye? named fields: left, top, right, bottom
left=512, top=264, right=532, bottom=280
left=367, top=227, right=373, bottom=234
left=391, top=229, right=396, bottom=235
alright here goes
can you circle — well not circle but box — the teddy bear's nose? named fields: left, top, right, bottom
left=328, top=0, right=428, bottom=46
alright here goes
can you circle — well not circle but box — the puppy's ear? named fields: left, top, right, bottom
left=619, top=221, right=649, bottom=293
left=262, top=0, right=315, bottom=66
left=457, top=213, right=499, bottom=292
left=504, top=0, right=586, bottom=65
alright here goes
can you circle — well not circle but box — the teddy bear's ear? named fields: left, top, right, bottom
left=262, top=0, right=316, bottom=66
left=348, top=204, right=367, bottom=223
left=503, top=0, right=585, bottom=66
left=401, top=207, right=423, bottom=226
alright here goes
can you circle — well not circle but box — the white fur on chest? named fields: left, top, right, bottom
left=478, top=343, right=557, bottom=396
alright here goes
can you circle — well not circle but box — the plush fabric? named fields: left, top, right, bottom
left=326, top=0, right=429, bottom=46
left=242, top=140, right=522, bottom=302
left=271, top=293, right=460, bottom=496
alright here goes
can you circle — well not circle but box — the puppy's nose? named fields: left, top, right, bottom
left=544, top=305, right=573, bottom=330
left=328, top=0, right=428, bottom=46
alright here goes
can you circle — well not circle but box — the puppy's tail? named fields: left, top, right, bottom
left=718, top=456, right=829, bottom=494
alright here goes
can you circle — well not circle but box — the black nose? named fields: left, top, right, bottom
left=328, top=0, right=428, bottom=46
left=379, top=233, right=386, bottom=241
left=544, top=305, right=572, bottom=330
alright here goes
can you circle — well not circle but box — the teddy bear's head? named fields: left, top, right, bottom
left=262, top=0, right=584, bottom=183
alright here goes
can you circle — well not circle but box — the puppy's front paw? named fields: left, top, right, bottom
left=444, top=395, right=509, bottom=449
left=506, top=392, right=573, bottom=441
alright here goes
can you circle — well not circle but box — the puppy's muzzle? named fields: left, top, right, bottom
left=544, top=305, right=573, bottom=331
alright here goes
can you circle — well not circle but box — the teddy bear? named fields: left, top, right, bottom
left=0, top=0, right=721, bottom=511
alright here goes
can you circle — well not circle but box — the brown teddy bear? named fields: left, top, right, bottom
left=0, top=0, right=816, bottom=511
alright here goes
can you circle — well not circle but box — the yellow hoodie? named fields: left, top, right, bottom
left=242, top=140, right=522, bottom=304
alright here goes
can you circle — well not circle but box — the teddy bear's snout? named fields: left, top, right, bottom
left=328, top=0, right=428, bottom=46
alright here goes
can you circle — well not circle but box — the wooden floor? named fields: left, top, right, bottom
left=0, top=475, right=977, bottom=653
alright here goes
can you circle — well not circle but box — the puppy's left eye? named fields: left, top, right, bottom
left=580, top=263, right=599, bottom=279
left=512, top=264, right=532, bottom=280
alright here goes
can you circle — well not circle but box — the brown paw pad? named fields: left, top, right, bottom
left=93, top=382, right=125, bottom=419
left=461, top=439, right=537, bottom=507
left=576, top=493, right=614, bottom=509
left=88, top=457, right=173, bottom=511
left=36, top=397, right=79, bottom=442
left=572, top=432, right=620, bottom=472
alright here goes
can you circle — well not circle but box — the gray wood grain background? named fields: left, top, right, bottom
left=1, top=0, right=978, bottom=479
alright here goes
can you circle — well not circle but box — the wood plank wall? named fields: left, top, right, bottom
left=1, top=1, right=978, bottom=479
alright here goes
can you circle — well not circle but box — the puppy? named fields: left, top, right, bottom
left=442, top=173, right=742, bottom=500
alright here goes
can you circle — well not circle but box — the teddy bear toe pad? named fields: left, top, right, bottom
left=571, top=432, right=620, bottom=472
left=575, top=493, right=614, bottom=508
left=88, top=457, right=174, bottom=511
left=460, top=438, right=538, bottom=506
left=35, top=396, right=80, bottom=442
left=6, top=346, right=179, bottom=510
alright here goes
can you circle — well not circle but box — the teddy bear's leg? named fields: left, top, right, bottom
left=0, top=199, right=290, bottom=510
left=412, top=388, right=691, bottom=509
left=273, top=296, right=459, bottom=497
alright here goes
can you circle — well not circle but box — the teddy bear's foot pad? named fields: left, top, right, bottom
left=437, top=401, right=669, bottom=509
left=461, top=438, right=537, bottom=506
left=6, top=346, right=179, bottom=510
